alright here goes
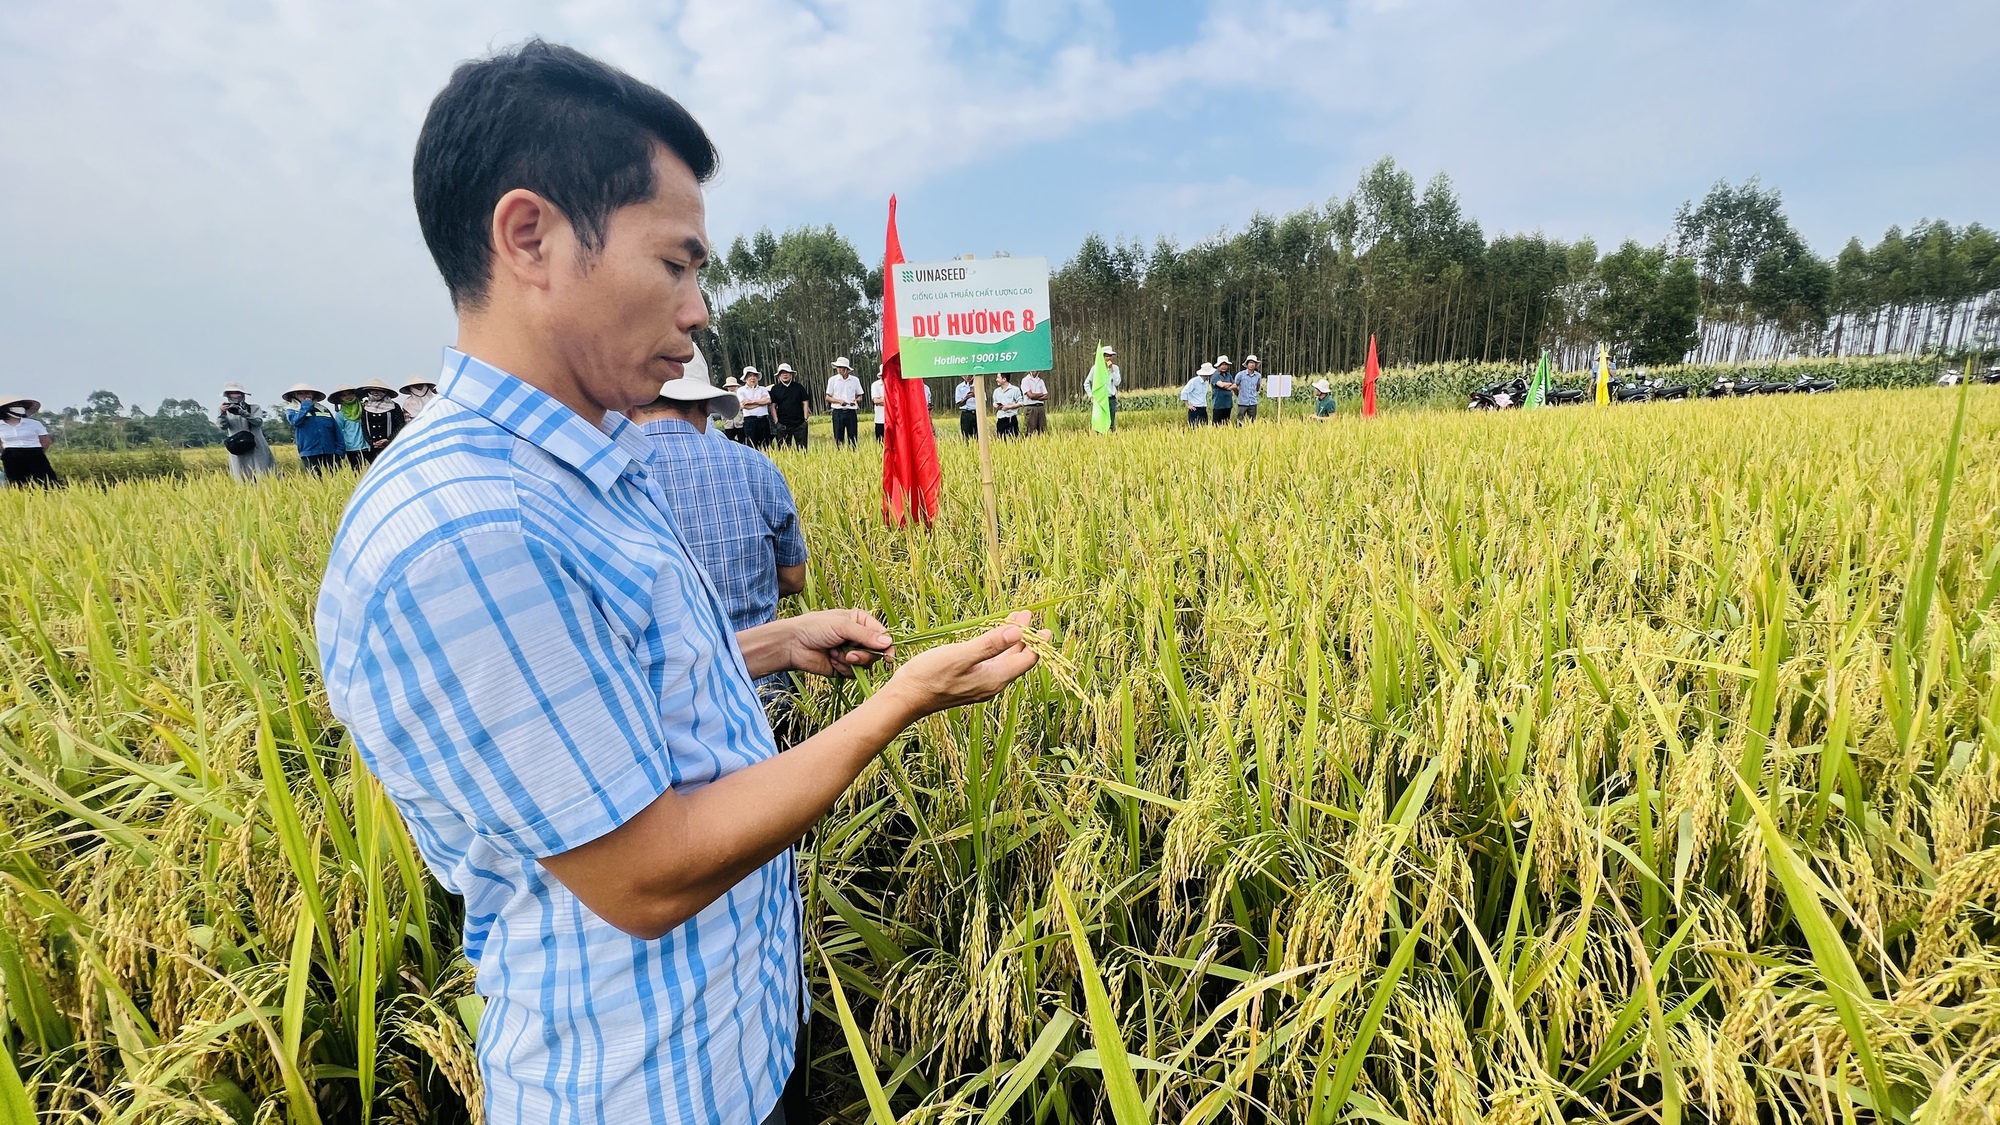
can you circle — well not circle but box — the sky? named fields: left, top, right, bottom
left=3, top=0, right=1996, bottom=411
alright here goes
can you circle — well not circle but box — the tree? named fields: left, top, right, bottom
left=1634, top=257, right=1701, bottom=365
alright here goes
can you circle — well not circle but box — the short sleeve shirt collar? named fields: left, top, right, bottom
left=437, top=347, right=648, bottom=494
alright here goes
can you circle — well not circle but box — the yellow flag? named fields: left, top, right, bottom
left=1595, top=344, right=1611, bottom=406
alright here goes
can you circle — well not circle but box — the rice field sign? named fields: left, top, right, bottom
left=894, top=256, right=1053, bottom=377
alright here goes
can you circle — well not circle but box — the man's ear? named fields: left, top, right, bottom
left=490, top=189, right=567, bottom=293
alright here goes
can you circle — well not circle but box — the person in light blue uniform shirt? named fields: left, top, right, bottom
left=1180, top=363, right=1214, bottom=425
left=314, top=42, right=1043, bottom=1125
left=1234, top=355, right=1262, bottom=422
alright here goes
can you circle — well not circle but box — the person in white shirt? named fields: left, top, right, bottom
left=953, top=373, right=978, bottom=440
left=736, top=368, right=773, bottom=448
left=1019, top=371, right=1049, bottom=435
left=1083, top=346, right=1123, bottom=430
left=400, top=377, right=439, bottom=419
left=870, top=370, right=888, bottom=442
left=0, top=397, right=58, bottom=486
left=826, top=357, right=862, bottom=448
left=991, top=373, right=1024, bottom=439
left=1180, top=364, right=1214, bottom=426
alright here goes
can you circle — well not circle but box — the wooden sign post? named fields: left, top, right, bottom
left=971, top=373, right=1002, bottom=599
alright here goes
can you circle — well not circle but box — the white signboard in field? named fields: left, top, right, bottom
left=1267, top=373, right=1294, bottom=398
left=893, top=256, right=1053, bottom=377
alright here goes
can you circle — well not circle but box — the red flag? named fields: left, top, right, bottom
left=1362, top=334, right=1380, bottom=418
left=880, top=196, right=941, bottom=525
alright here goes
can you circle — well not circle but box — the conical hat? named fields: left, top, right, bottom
left=399, top=376, right=438, bottom=393
left=282, top=383, right=322, bottom=401
left=360, top=378, right=397, bottom=394
left=1, top=396, right=41, bottom=415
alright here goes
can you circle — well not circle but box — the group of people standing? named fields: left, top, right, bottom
left=718, top=357, right=939, bottom=450
left=954, top=369, right=1052, bottom=439
left=1179, top=354, right=1268, bottom=425
left=221, top=375, right=439, bottom=480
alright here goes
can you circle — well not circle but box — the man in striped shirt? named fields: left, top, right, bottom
left=316, top=41, right=1039, bottom=1125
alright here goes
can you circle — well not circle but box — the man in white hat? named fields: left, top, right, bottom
left=1235, top=355, right=1263, bottom=422
left=736, top=367, right=772, bottom=447
left=768, top=363, right=811, bottom=449
left=720, top=375, right=746, bottom=442
left=215, top=382, right=277, bottom=480
left=1208, top=355, right=1238, bottom=425
left=825, top=357, right=861, bottom=448
left=1311, top=378, right=1338, bottom=418
left=1083, top=346, right=1122, bottom=430
left=0, top=396, right=59, bottom=486
left=631, top=367, right=807, bottom=666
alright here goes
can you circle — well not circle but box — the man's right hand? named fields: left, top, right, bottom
left=881, top=611, right=1040, bottom=720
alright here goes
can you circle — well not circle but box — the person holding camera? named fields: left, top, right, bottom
left=215, top=382, right=277, bottom=481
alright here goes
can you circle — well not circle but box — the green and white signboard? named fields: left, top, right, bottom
left=893, top=256, right=1052, bottom=377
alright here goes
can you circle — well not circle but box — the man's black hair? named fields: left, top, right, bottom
left=413, top=39, right=718, bottom=309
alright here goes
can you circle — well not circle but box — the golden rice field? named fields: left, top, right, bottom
left=5, top=388, right=2000, bottom=1124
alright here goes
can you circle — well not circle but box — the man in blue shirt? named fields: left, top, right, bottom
left=1235, top=355, right=1263, bottom=422
left=282, top=383, right=345, bottom=473
left=315, top=41, right=1040, bottom=1125
left=632, top=371, right=807, bottom=632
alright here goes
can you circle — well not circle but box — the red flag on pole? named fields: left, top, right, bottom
left=880, top=196, right=941, bottom=525
left=1362, top=334, right=1380, bottom=418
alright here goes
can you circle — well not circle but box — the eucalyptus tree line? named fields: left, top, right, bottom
left=695, top=162, right=1997, bottom=404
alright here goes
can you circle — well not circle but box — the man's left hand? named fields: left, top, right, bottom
left=740, top=609, right=895, bottom=679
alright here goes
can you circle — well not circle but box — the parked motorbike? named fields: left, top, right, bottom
left=1469, top=378, right=1528, bottom=410
left=1607, top=380, right=1653, bottom=403
left=1706, top=376, right=1770, bottom=397
left=1645, top=377, right=1693, bottom=401
left=1790, top=374, right=1837, bottom=394
left=1985, top=366, right=2000, bottom=385
left=1546, top=386, right=1587, bottom=405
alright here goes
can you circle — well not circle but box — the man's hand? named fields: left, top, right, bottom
left=541, top=610, right=1040, bottom=940
left=737, top=609, right=893, bottom=680
left=879, top=611, right=1039, bottom=720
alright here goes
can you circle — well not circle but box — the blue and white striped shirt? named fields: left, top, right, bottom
left=640, top=419, right=807, bottom=634
left=316, top=349, right=797, bottom=1125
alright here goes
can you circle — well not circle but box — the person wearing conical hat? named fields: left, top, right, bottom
left=215, top=381, right=277, bottom=480
left=358, top=379, right=407, bottom=464
left=400, top=376, right=439, bottom=419
left=327, top=385, right=370, bottom=470
left=282, top=382, right=344, bottom=475
left=0, top=395, right=59, bottom=487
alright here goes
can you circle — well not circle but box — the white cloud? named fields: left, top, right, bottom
left=0, top=0, right=1991, bottom=407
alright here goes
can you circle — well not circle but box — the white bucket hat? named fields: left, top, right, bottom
left=1312, top=379, right=1332, bottom=394
left=1215, top=354, right=1231, bottom=366
left=831, top=357, right=851, bottom=370
left=776, top=363, right=795, bottom=374
left=221, top=382, right=249, bottom=397
left=1244, top=354, right=1260, bottom=364
left=656, top=352, right=740, bottom=420
left=1101, top=346, right=1116, bottom=356
left=1197, top=363, right=1216, bottom=377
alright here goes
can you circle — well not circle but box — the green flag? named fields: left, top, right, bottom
left=1525, top=351, right=1551, bottom=408
left=1088, top=344, right=1112, bottom=433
